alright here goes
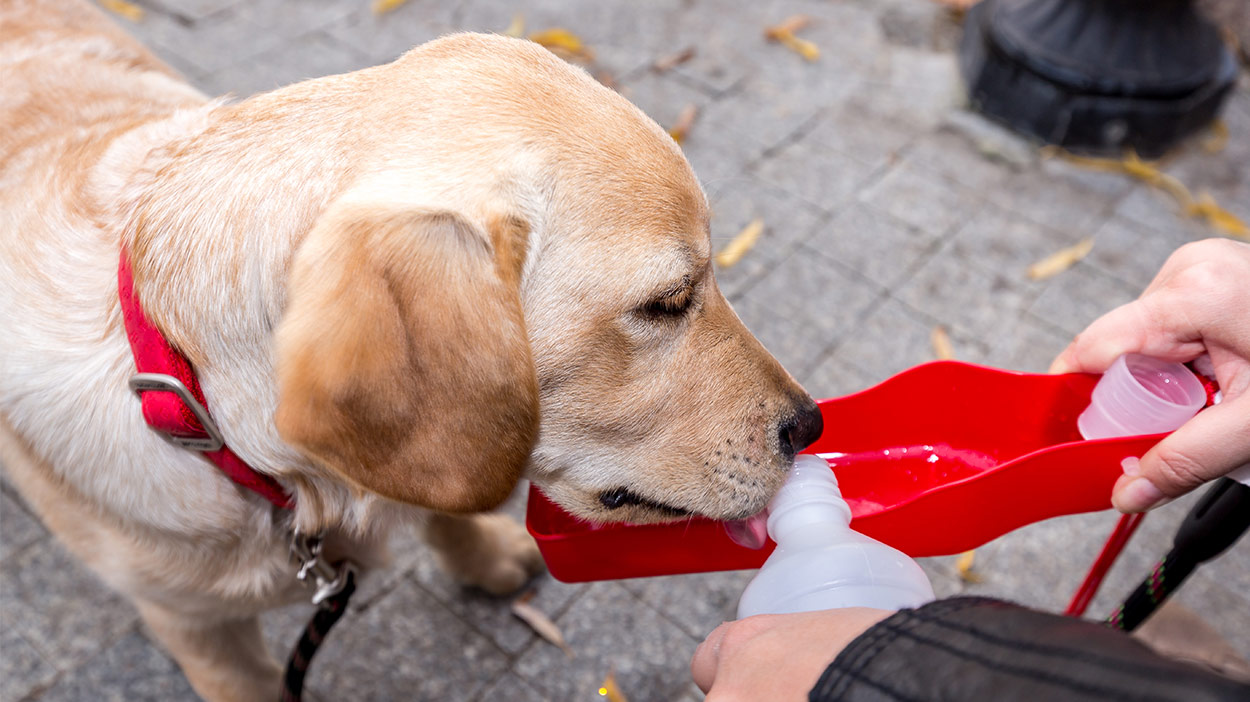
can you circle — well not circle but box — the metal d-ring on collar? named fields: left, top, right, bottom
left=128, top=373, right=225, bottom=452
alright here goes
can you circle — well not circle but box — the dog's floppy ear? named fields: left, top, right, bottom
left=275, top=203, right=537, bottom=513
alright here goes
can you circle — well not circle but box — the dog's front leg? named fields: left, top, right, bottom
left=136, top=600, right=281, bottom=702
left=422, top=512, right=545, bottom=595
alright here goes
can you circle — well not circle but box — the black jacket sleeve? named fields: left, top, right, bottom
left=810, top=597, right=1250, bottom=702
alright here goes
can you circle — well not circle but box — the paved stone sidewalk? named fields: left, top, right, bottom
left=3, top=0, right=1249, bottom=700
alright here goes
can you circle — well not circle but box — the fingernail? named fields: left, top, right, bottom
left=1121, top=457, right=1141, bottom=476
left=1114, top=477, right=1166, bottom=513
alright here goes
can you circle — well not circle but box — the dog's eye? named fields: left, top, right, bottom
left=638, top=278, right=694, bottom=320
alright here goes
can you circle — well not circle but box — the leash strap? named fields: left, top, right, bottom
left=280, top=570, right=357, bottom=702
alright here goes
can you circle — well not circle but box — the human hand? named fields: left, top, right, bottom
left=691, top=608, right=891, bottom=701
left=1049, top=239, right=1250, bottom=512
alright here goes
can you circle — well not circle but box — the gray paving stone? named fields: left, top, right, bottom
left=826, top=296, right=987, bottom=383
left=197, top=30, right=374, bottom=98
left=407, top=527, right=588, bottom=656
left=1, top=539, right=138, bottom=669
left=876, top=0, right=963, bottom=52
left=0, top=625, right=57, bottom=702
left=1113, top=184, right=1213, bottom=242
left=308, top=576, right=509, bottom=701
left=858, top=162, right=982, bottom=239
left=323, top=0, right=458, bottom=64
left=617, top=71, right=715, bottom=142
left=707, top=177, right=827, bottom=299
left=948, top=204, right=1088, bottom=279
left=144, top=0, right=248, bottom=23
left=33, top=630, right=197, bottom=702
left=979, top=313, right=1072, bottom=374
left=130, top=0, right=357, bottom=76
left=1035, top=154, right=1138, bottom=201
left=618, top=570, right=755, bottom=640
left=1, top=487, right=46, bottom=562
left=474, top=671, right=549, bottom=702
left=1027, top=262, right=1142, bottom=338
left=903, top=126, right=1031, bottom=197
left=806, top=202, right=940, bottom=289
left=855, top=45, right=962, bottom=133
left=678, top=100, right=778, bottom=189
left=751, top=134, right=883, bottom=214
left=455, top=0, right=680, bottom=79
left=730, top=244, right=884, bottom=377
left=894, top=242, right=1034, bottom=340
left=804, top=93, right=918, bottom=173
left=514, top=582, right=699, bottom=702
left=1085, top=215, right=1196, bottom=290
left=801, top=353, right=883, bottom=401
left=986, top=172, right=1117, bottom=236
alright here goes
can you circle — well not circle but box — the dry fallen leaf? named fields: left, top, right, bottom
left=668, top=104, right=698, bottom=144
left=714, top=218, right=764, bottom=268
left=931, top=326, right=955, bottom=361
left=528, top=28, right=595, bottom=62
left=511, top=591, right=573, bottom=657
left=598, top=669, right=630, bottom=702
left=955, top=549, right=983, bottom=583
left=1187, top=192, right=1250, bottom=240
left=1201, top=119, right=1229, bottom=154
left=99, top=0, right=143, bottom=21
left=654, top=47, right=696, bottom=73
left=372, top=0, right=410, bottom=14
left=502, top=13, right=525, bottom=38
left=764, top=16, right=820, bottom=62
left=1027, top=238, right=1094, bottom=281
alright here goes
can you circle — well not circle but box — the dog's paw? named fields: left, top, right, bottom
left=430, top=514, right=545, bottom=596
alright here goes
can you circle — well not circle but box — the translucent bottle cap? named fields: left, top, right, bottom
left=1078, top=354, right=1205, bottom=440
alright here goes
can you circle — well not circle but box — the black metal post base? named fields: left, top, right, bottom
left=960, top=0, right=1238, bottom=158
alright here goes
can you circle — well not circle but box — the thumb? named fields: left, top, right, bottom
left=1113, top=396, right=1250, bottom=512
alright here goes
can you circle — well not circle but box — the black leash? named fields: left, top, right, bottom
left=1107, top=476, right=1250, bottom=632
left=280, top=532, right=358, bottom=702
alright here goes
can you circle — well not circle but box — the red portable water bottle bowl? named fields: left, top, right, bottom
left=525, top=360, right=1200, bottom=583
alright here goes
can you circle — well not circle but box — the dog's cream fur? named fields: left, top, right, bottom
left=0, top=2, right=821, bottom=699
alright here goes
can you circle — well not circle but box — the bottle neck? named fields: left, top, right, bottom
left=767, top=499, right=853, bottom=544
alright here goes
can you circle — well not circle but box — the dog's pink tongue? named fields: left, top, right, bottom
left=724, top=510, right=770, bottom=550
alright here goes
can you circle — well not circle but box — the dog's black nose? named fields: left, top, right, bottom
left=777, top=398, right=823, bottom=460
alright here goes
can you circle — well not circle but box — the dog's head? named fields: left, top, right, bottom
left=274, top=34, right=820, bottom=523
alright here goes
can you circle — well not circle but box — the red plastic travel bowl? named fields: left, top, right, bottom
left=526, top=362, right=1165, bottom=583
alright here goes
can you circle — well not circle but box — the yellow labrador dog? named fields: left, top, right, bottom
left=0, top=1, right=822, bottom=699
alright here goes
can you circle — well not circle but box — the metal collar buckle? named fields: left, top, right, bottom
left=128, top=373, right=225, bottom=452
left=291, top=532, right=356, bottom=607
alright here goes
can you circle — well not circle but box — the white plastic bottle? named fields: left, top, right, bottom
left=737, top=455, right=935, bottom=619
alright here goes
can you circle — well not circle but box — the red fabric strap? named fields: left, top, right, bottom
left=119, top=251, right=293, bottom=509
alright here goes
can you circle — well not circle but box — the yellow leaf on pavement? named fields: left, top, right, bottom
left=372, top=0, right=409, bottom=14
left=502, top=14, right=525, bottom=38
left=99, top=0, right=143, bottom=21
left=956, top=549, right=984, bottom=583
left=714, top=218, right=764, bottom=268
left=1187, top=193, right=1250, bottom=240
left=511, top=591, right=573, bottom=657
left=931, top=326, right=955, bottom=361
left=1027, top=238, right=1094, bottom=281
left=598, top=669, right=630, bottom=702
left=529, top=28, right=595, bottom=61
left=668, top=104, right=698, bottom=144
left=765, top=16, right=820, bottom=62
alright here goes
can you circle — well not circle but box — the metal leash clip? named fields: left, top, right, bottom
left=291, top=531, right=356, bottom=607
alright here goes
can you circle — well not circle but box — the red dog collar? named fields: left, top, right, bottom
left=119, top=250, right=293, bottom=509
